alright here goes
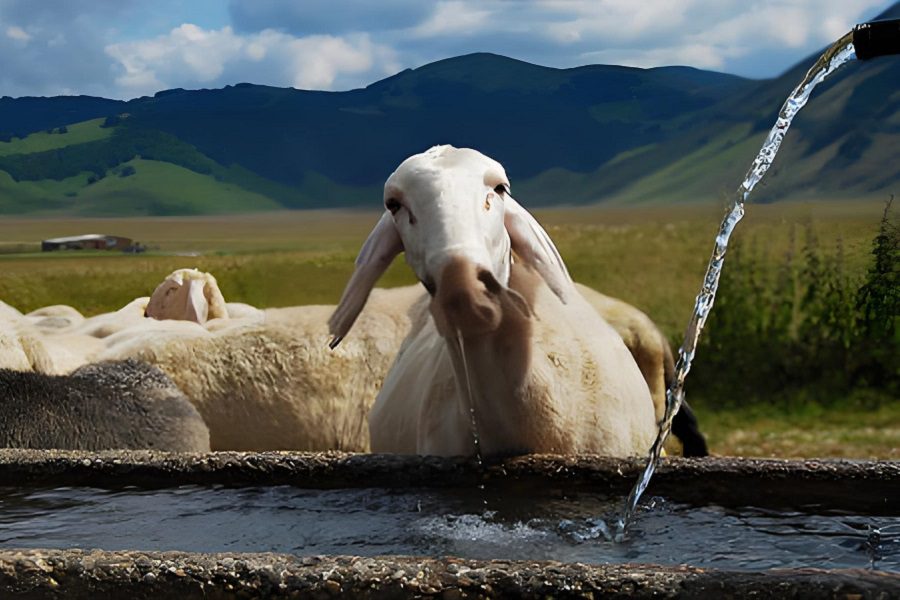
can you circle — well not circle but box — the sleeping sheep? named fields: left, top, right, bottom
left=0, top=358, right=210, bottom=452
left=330, top=145, right=662, bottom=458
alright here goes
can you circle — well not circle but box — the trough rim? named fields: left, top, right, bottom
left=0, top=449, right=897, bottom=513
left=0, top=548, right=898, bottom=599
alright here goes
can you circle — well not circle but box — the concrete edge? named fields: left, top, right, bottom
left=1, top=548, right=898, bottom=599
left=0, top=450, right=897, bottom=512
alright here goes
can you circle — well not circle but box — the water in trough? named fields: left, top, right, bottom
left=0, top=485, right=897, bottom=572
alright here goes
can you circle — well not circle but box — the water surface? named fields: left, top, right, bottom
left=0, top=485, right=896, bottom=572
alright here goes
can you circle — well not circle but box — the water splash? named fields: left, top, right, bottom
left=615, top=33, right=859, bottom=540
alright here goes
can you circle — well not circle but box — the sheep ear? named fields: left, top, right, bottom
left=504, top=195, right=573, bottom=303
left=328, top=211, right=403, bottom=348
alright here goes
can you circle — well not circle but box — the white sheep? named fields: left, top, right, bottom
left=98, top=284, right=421, bottom=451
left=0, top=300, right=23, bottom=322
left=0, top=312, right=71, bottom=374
left=9, top=258, right=704, bottom=455
left=69, top=297, right=151, bottom=339
left=578, top=287, right=708, bottom=456
left=23, top=304, right=85, bottom=331
left=0, top=304, right=31, bottom=371
left=0, top=270, right=228, bottom=375
left=329, top=145, right=659, bottom=458
left=102, top=272, right=705, bottom=454
left=0, top=301, right=114, bottom=375
left=0, top=327, right=35, bottom=372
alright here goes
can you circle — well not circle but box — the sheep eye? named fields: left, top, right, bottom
left=385, top=198, right=402, bottom=215
left=494, top=184, right=509, bottom=195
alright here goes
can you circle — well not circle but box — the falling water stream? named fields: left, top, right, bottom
left=455, top=329, right=484, bottom=468
left=445, top=22, right=898, bottom=542
left=614, top=27, right=884, bottom=540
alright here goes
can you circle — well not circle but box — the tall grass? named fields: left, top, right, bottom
left=690, top=197, right=897, bottom=408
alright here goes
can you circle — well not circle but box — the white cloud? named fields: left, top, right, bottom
left=105, top=24, right=399, bottom=96
left=0, top=0, right=894, bottom=98
left=531, top=0, right=888, bottom=73
left=541, top=0, right=695, bottom=44
left=5, top=25, right=31, bottom=42
left=412, top=1, right=493, bottom=38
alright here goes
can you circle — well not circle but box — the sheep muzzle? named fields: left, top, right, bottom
left=430, top=256, right=505, bottom=339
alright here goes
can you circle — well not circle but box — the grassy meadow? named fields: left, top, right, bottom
left=0, top=119, right=113, bottom=156
left=0, top=199, right=896, bottom=459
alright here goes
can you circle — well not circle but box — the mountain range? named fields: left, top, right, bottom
left=0, top=3, right=897, bottom=215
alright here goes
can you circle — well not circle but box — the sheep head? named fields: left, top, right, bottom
left=329, top=145, right=573, bottom=346
left=145, top=268, right=228, bottom=324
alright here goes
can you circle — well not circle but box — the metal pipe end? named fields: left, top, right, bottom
left=853, top=19, right=900, bottom=60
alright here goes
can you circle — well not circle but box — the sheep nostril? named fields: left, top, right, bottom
left=421, top=277, right=436, bottom=296
left=476, top=269, right=502, bottom=294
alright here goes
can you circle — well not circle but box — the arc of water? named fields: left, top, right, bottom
left=615, top=32, right=859, bottom=540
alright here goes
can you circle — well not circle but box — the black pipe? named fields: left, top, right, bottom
left=853, top=18, right=900, bottom=60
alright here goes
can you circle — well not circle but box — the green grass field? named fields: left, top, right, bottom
left=0, top=158, right=284, bottom=216
left=0, top=200, right=895, bottom=458
left=0, top=119, right=113, bottom=156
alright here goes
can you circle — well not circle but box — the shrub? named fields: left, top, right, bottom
left=689, top=198, right=898, bottom=408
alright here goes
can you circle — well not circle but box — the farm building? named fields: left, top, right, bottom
left=41, top=234, right=133, bottom=252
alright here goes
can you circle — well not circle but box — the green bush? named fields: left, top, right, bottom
left=689, top=197, right=898, bottom=408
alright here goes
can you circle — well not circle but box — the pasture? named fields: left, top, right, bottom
left=0, top=199, right=895, bottom=458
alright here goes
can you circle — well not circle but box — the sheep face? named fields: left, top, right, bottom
left=384, top=146, right=512, bottom=301
left=329, top=145, right=574, bottom=346
left=145, top=268, right=228, bottom=324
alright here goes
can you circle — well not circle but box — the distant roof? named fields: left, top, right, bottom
left=43, top=234, right=118, bottom=244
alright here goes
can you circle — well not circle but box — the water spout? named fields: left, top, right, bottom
left=853, top=19, right=900, bottom=61
left=615, top=19, right=900, bottom=537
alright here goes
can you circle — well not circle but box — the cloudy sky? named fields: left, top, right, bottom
left=0, top=0, right=894, bottom=99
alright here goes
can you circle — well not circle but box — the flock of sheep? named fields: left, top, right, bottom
left=1, top=146, right=707, bottom=459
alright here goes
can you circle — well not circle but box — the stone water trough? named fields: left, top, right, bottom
left=0, top=450, right=897, bottom=599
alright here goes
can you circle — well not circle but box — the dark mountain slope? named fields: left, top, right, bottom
left=121, top=53, right=754, bottom=190
left=0, top=96, right=124, bottom=140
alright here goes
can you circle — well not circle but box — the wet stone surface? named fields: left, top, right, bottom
left=1, top=548, right=899, bottom=599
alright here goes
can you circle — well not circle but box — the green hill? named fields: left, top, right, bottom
left=0, top=4, right=897, bottom=216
